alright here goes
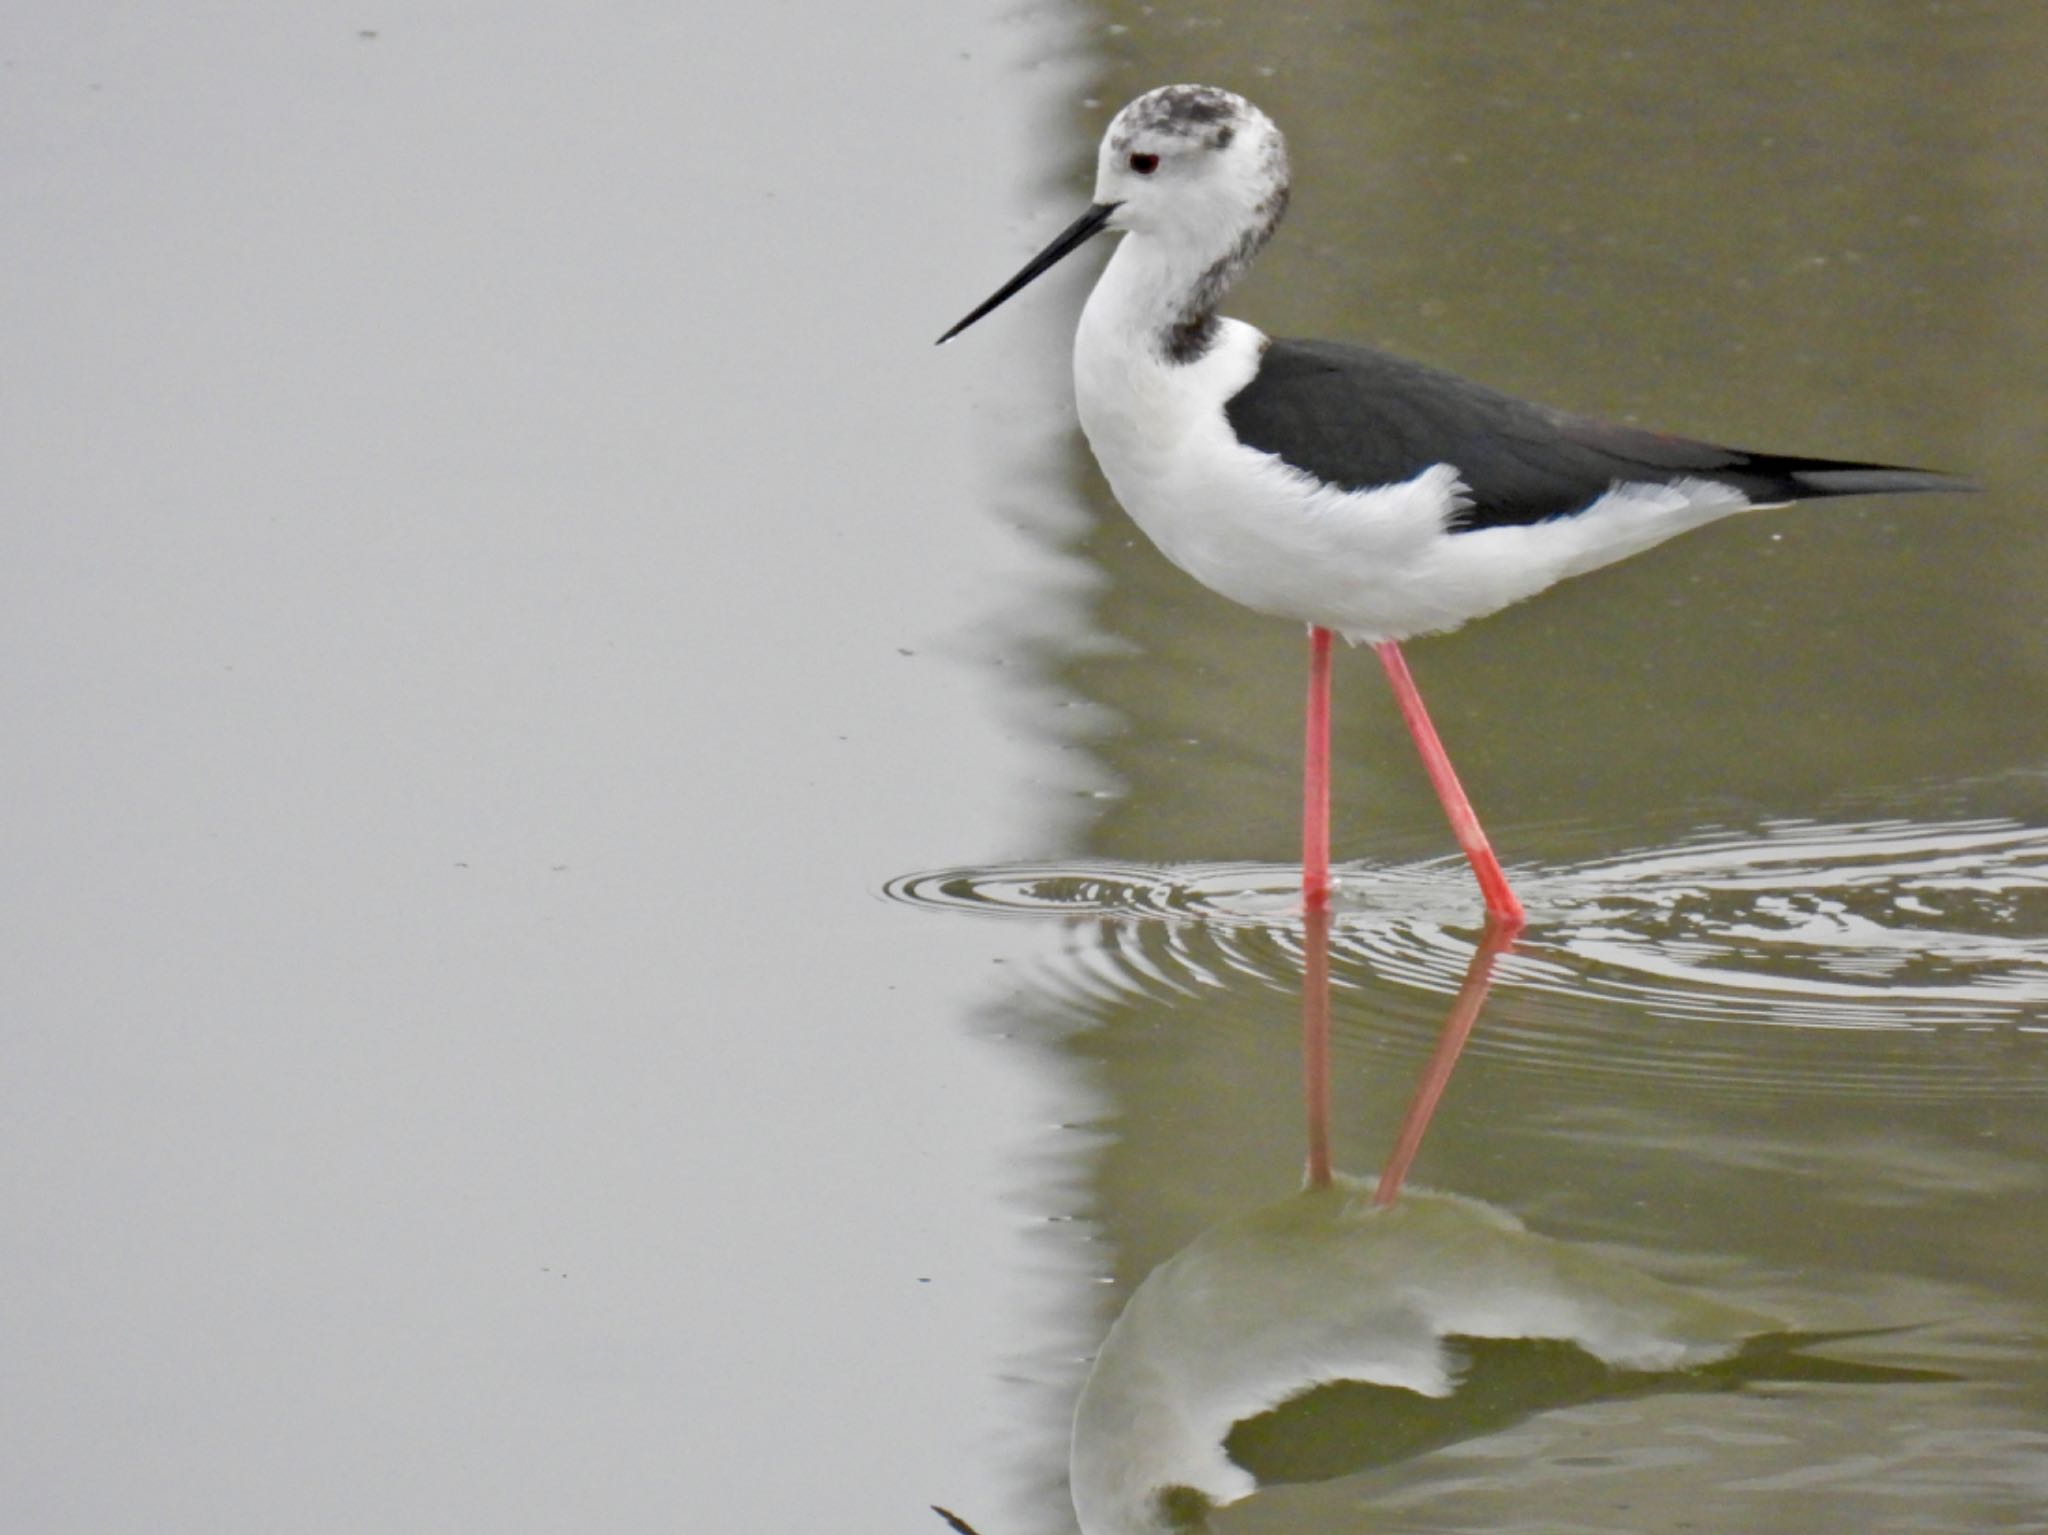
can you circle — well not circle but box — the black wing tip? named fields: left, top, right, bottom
left=1788, top=465, right=1983, bottom=497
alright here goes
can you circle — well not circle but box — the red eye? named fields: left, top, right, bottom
left=1128, top=152, right=1160, bottom=175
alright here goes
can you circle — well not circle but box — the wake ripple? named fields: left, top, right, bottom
left=885, top=816, right=2048, bottom=1094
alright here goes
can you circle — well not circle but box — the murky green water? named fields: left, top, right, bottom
left=899, top=807, right=2048, bottom=1527
left=907, top=3, right=2048, bottom=1531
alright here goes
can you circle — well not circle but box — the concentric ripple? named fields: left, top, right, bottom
left=885, top=816, right=2048, bottom=1041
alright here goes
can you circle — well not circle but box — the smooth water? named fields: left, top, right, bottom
left=4, top=3, right=2044, bottom=1533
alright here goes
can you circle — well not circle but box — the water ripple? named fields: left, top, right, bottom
left=885, top=817, right=2048, bottom=1069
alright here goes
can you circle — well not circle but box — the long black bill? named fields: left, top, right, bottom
left=935, top=201, right=1120, bottom=345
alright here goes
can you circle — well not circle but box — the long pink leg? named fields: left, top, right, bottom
left=1374, top=641, right=1525, bottom=928
left=1303, top=626, right=1334, bottom=913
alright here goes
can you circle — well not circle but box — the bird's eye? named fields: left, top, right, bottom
left=1128, top=152, right=1160, bottom=175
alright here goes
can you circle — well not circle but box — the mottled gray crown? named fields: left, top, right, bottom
left=1110, top=84, right=1248, bottom=153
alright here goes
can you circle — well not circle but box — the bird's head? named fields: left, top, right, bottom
left=1093, top=85, right=1291, bottom=254
left=937, top=85, right=1289, bottom=347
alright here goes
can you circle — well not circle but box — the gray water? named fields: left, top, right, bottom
left=4, top=4, right=2045, bottom=1532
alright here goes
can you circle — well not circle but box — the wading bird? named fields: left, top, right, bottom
left=940, top=85, right=1970, bottom=925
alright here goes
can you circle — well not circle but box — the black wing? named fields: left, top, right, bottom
left=1223, top=338, right=1972, bottom=532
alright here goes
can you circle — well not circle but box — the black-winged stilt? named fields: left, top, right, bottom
left=939, top=85, right=1972, bottom=927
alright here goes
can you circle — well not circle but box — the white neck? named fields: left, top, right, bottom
left=1080, top=228, right=1244, bottom=364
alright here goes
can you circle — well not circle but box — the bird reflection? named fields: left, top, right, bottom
left=1065, top=914, right=1943, bottom=1535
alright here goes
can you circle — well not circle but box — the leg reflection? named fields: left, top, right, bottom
left=1373, top=918, right=1519, bottom=1205
left=1298, top=909, right=1518, bottom=1203
left=1300, top=902, right=1334, bottom=1191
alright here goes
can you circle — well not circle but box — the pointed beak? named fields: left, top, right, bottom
left=935, top=202, right=1120, bottom=345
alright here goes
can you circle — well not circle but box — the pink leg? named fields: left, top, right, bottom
left=1374, top=641, right=1525, bottom=928
left=1303, top=626, right=1333, bottom=913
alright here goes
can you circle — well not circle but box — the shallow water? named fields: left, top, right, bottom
left=897, top=800, right=2048, bottom=1528
left=4, top=3, right=2045, bottom=1533
left=894, top=808, right=2048, bottom=1035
